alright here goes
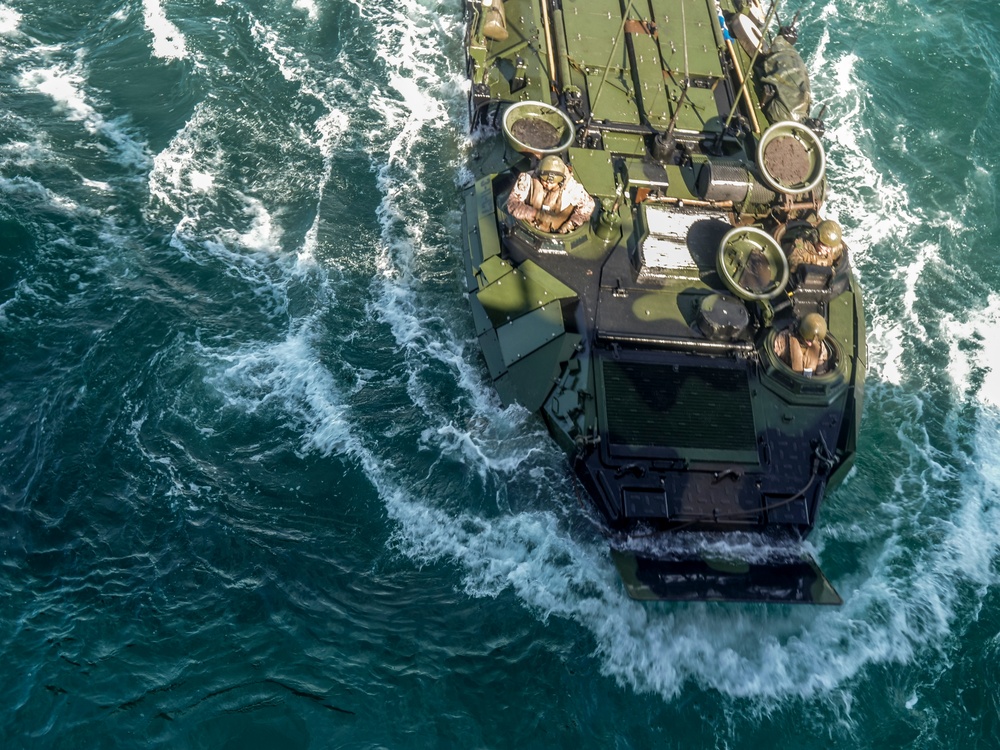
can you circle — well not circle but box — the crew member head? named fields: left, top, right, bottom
left=817, top=219, right=843, bottom=251
left=799, top=312, right=828, bottom=345
left=537, top=155, right=568, bottom=188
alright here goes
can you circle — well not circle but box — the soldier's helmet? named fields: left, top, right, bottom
left=538, top=155, right=568, bottom=185
left=817, top=219, right=842, bottom=248
left=799, top=312, right=828, bottom=342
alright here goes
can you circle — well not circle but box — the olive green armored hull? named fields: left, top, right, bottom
left=461, top=0, right=866, bottom=603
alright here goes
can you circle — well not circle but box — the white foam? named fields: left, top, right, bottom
left=205, top=323, right=356, bottom=459
left=149, top=103, right=219, bottom=198
left=143, top=0, right=188, bottom=60
left=921, top=297, right=1000, bottom=589
left=0, top=175, right=84, bottom=215
left=187, top=170, right=215, bottom=193
left=948, top=410, right=1000, bottom=585
left=383, top=480, right=953, bottom=700
left=0, top=136, right=48, bottom=169
left=299, top=108, right=350, bottom=263
left=145, top=27, right=355, bottom=268
left=812, top=50, right=916, bottom=253
left=82, top=178, right=112, bottom=192
left=940, top=293, right=1000, bottom=407
left=233, top=192, right=282, bottom=253
left=147, top=102, right=227, bottom=238
left=237, top=7, right=356, bottom=264
left=806, top=30, right=934, bottom=392
left=18, top=61, right=150, bottom=169
left=248, top=12, right=306, bottom=83
left=20, top=64, right=95, bottom=124
left=292, top=0, right=319, bottom=22
left=421, top=413, right=552, bottom=480
left=0, top=5, right=21, bottom=36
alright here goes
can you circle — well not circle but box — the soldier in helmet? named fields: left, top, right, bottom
left=507, top=155, right=596, bottom=234
left=788, top=219, right=844, bottom=273
left=773, top=312, right=831, bottom=376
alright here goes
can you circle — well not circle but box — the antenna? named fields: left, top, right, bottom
left=652, top=0, right=690, bottom=162
left=713, top=0, right=782, bottom=152
left=682, top=0, right=690, bottom=89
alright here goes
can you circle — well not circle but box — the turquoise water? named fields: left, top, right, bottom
left=1, top=0, right=998, bottom=747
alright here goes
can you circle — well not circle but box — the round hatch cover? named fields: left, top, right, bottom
left=716, top=226, right=789, bottom=301
left=502, top=101, right=576, bottom=156
left=697, top=293, right=750, bottom=340
left=756, top=120, right=826, bottom=195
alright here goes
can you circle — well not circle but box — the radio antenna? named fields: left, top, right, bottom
left=713, top=0, right=781, bottom=152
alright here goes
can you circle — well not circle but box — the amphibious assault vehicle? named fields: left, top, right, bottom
left=460, top=0, right=866, bottom=603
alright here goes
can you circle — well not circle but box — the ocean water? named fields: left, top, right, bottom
left=1, top=0, right=998, bottom=747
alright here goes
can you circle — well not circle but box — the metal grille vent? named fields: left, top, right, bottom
left=602, top=360, right=757, bottom=451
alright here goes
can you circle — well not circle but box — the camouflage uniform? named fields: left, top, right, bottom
left=788, top=237, right=843, bottom=272
left=507, top=170, right=595, bottom=234
left=773, top=329, right=831, bottom=375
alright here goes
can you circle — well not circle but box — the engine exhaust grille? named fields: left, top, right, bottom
left=601, top=359, right=757, bottom=452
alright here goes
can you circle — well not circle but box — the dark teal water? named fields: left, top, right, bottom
left=1, top=0, right=998, bottom=747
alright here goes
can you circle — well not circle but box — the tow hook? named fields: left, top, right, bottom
left=713, top=469, right=742, bottom=483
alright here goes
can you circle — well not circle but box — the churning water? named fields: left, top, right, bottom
left=2, top=0, right=999, bottom=747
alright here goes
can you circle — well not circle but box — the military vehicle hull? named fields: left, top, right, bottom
left=461, top=0, right=865, bottom=603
